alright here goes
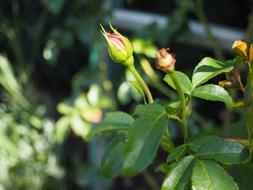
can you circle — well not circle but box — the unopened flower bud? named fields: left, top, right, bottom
left=249, top=44, right=253, bottom=64
left=232, top=40, right=248, bottom=60
left=155, top=48, right=176, bottom=72
left=101, top=24, right=134, bottom=67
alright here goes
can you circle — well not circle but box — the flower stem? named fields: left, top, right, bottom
left=128, top=65, right=153, bottom=104
left=246, top=69, right=253, bottom=152
left=169, top=71, right=189, bottom=140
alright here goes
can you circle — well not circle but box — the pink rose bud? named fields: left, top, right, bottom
left=101, top=24, right=134, bottom=67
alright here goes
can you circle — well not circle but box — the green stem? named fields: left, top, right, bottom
left=128, top=65, right=153, bottom=104
left=194, top=0, right=223, bottom=59
left=246, top=8, right=253, bottom=43
left=143, top=171, right=160, bottom=190
left=246, top=69, right=253, bottom=151
left=165, top=127, right=175, bottom=152
left=169, top=71, right=189, bottom=140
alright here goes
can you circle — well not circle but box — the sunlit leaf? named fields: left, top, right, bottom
left=192, top=159, right=239, bottom=190
left=192, top=57, right=233, bottom=88
left=164, top=71, right=192, bottom=95
left=192, top=84, right=234, bottom=108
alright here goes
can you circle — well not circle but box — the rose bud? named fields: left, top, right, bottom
left=249, top=43, right=253, bottom=64
left=232, top=40, right=248, bottom=60
left=155, top=48, right=176, bottom=72
left=100, top=24, right=134, bottom=67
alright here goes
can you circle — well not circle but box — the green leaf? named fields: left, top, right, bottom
left=129, top=80, right=147, bottom=104
left=165, top=101, right=181, bottom=115
left=101, top=135, right=125, bottom=178
left=192, top=57, right=233, bottom=88
left=70, top=113, right=91, bottom=140
left=192, top=84, right=234, bottom=108
left=187, top=134, right=220, bottom=152
left=55, top=116, right=70, bottom=143
left=133, top=103, right=165, bottom=116
left=87, top=112, right=134, bottom=140
left=167, top=144, right=187, bottom=163
left=188, top=135, right=250, bottom=165
left=123, top=103, right=167, bottom=176
left=162, top=156, right=194, bottom=190
left=229, top=162, right=253, bottom=190
left=164, top=71, right=192, bottom=95
left=0, top=55, right=29, bottom=107
left=192, top=159, right=239, bottom=190
left=42, top=0, right=64, bottom=15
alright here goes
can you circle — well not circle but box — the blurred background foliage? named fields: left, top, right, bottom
left=0, top=0, right=252, bottom=189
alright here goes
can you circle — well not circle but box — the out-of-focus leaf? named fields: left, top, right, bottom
left=43, top=40, right=59, bottom=66
left=0, top=55, right=28, bottom=106
left=42, top=0, right=64, bottom=15
left=87, top=112, right=134, bottom=140
left=229, top=162, right=253, bottom=190
left=70, top=113, right=91, bottom=140
left=57, top=102, right=73, bottom=115
left=101, top=135, right=125, bottom=178
left=129, top=80, right=147, bottom=104
left=131, top=38, right=157, bottom=58
left=56, top=116, right=70, bottom=143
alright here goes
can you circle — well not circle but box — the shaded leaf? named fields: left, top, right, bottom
left=87, top=112, right=134, bottom=140
left=123, top=103, right=167, bottom=176
left=188, top=135, right=250, bottom=165
left=162, top=156, right=194, bottom=190
left=167, top=144, right=187, bottom=163
left=229, top=162, right=253, bottom=190
left=101, top=135, right=125, bottom=178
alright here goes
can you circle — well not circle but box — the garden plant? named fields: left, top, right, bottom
left=88, top=24, right=253, bottom=190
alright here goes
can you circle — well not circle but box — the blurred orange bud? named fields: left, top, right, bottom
left=83, top=109, right=103, bottom=123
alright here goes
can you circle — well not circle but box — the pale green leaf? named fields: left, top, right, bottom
left=129, top=80, right=147, bottom=104
left=55, top=116, right=70, bottom=143
left=192, top=57, right=233, bottom=88
left=164, top=71, right=192, bottom=95
left=192, top=84, right=234, bottom=108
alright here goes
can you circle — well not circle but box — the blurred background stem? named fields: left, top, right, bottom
left=194, top=0, right=224, bottom=59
